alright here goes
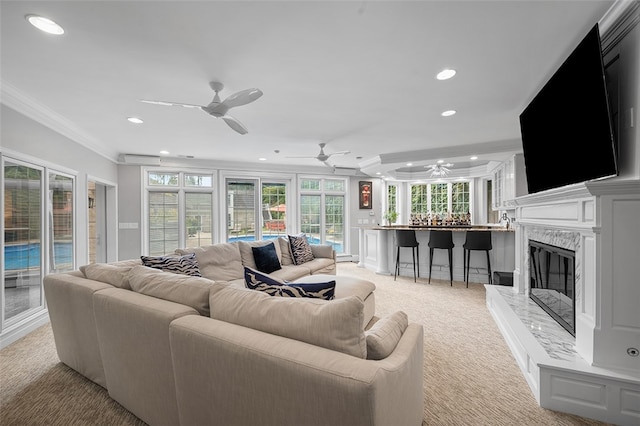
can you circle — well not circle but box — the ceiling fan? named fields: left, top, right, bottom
left=140, top=81, right=262, bottom=135
left=286, top=143, right=350, bottom=166
left=425, top=162, right=454, bottom=177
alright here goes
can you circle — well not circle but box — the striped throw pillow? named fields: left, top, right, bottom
left=140, top=253, right=202, bottom=277
left=244, top=267, right=335, bottom=300
left=288, top=234, right=314, bottom=265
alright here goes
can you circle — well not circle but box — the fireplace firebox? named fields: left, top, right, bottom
left=528, top=240, right=575, bottom=336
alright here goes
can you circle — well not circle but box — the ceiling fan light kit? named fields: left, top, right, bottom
left=426, top=163, right=454, bottom=177
left=140, top=81, right=262, bottom=135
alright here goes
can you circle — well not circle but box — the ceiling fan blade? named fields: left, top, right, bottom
left=327, top=150, right=350, bottom=157
left=285, top=156, right=318, bottom=159
left=140, top=99, right=203, bottom=109
left=222, top=88, right=263, bottom=108
left=221, top=115, right=248, bottom=135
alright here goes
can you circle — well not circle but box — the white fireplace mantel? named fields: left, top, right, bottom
left=486, top=179, right=640, bottom=425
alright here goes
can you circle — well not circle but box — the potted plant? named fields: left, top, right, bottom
left=383, top=210, right=398, bottom=226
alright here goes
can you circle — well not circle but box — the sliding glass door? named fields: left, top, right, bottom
left=3, top=160, right=44, bottom=322
left=299, top=178, right=346, bottom=254
left=226, top=178, right=289, bottom=242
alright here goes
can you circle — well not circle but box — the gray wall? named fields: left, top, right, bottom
left=117, top=165, right=143, bottom=260
left=1, top=105, right=118, bottom=266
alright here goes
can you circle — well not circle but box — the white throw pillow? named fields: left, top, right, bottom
left=209, top=282, right=366, bottom=358
left=128, top=265, right=214, bottom=316
left=365, top=311, right=408, bottom=360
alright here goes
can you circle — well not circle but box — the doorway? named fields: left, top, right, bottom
left=87, top=178, right=117, bottom=264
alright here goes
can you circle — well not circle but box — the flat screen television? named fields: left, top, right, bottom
left=519, top=23, right=617, bottom=194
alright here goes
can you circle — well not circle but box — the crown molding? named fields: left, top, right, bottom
left=1, top=80, right=118, bottom=163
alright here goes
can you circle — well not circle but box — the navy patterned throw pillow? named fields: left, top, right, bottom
left=288, top=234, right=314, bottom=265
left=244, top=267, right=335, bottom=300
left=140, top=253, right=202, bottom=277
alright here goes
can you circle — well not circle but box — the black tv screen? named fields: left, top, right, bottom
left=519, top=23, right=617, bottom=194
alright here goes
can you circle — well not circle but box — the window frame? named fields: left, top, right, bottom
left=143, top=168, right=215, bottom=255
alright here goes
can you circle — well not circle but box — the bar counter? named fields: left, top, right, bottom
left=371, top=224, right=514, bottom=232
left=356, top=225, right=514, bottom=283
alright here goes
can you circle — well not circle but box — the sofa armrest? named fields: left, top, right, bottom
left=170, top=316, right=424, bottom=426
left=44, top=273, right=114, bottom=388
left=310, top=244, right=335, bottom=260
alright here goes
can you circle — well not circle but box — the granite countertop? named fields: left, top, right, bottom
left=365, top=225, right=515, bottom=232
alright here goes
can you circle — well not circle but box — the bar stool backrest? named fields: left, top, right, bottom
left=396, top=230, right=419, bottom=247
left=428, top=230, right=454, bottom=249
left=463, top=231, right=492, bottom=251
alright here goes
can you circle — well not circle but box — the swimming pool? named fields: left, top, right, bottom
left=228, top=235, right=343, bottom=253
left=4, top=242, right=73, bottom=270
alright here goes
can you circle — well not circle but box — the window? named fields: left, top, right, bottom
left=409, top=181, right=471, bottom=220
left=148, top=192, right=179, bottom=256
left=49, top=172, right=74, bottom=273
left=387, top=184, right=397, bottom=214
left=451, top=182, right=470, bottom=215
left=430, top=183, right=448, bottom=216
left=2, top=156, right=76, bottom=335
left=226, top=178, right=290, bottom=242
left=410, top=184, right=428, bottom=214
left=262, top=182, right=287, bottom=237
left=3, top=161, right=43, bottom=321
left=145, top=170, right=214, bottom=255
left=299, top=177, right=346, bottom=254
left=148, top=172, right=178, bottom=186
left=185, top=193, right=213, bottom=248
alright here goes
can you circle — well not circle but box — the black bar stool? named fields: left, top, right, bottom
left=427, top=230, right=454, bottom=285
left=394, top=230, right=419, bottom=282
left=463, top=231, right=493, bottom=287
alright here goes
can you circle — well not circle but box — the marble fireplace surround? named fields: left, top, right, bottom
left=485, top=180, right=640, bottom=425
left=525, top=230, right=579, bottom=334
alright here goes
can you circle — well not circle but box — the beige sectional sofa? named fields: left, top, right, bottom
left=44, top=238, right=425, bottom=426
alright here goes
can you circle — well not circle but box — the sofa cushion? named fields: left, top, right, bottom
left=277, top=236, right=294, bottom=266
left=238, top=240, right=283, bottom=271
left=301, top=258, right=336, bottom=275
left=268, top=264, right=316, bottom=282
left=175, top=243, right=243, bottom=283
left=128, top=265, right=214, bottom=316
left=288, top=234, right=314, bottom=265
left=80, top=262, right=140, bottom=290
left=251, top=242, right=282, bottom=274
left=140, top=253, right=202, bottom=277
left=209, top=283, right=366, bottom=358
left=244, top=267, right=335, bottom=300
left=365, top=311, right=408, bottom=360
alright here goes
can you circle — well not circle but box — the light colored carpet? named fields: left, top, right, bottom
left=1, top=262, right=608, bottom=425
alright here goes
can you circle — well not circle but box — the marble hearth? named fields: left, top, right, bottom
left=486, top=180, right=640, bottom=425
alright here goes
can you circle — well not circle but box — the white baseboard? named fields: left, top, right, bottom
left=0, top=310, right=50, bottom=350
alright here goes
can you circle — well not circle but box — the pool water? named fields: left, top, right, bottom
left=228, top=235, right=343, bottom=253
left=4, top=242, right=73, bottom=270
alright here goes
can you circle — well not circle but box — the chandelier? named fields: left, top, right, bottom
left=426, top=163, right=453, bottom=177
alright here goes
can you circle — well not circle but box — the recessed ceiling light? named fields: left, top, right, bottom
left=470, top=156, right=478, bottom=160
left=436, top=68, right=456, bottom=80
left=406, top=163, right=413, bottom=166
left=258, top=158, right=267, bottom=161
left=437, top=159, right=444, bottom=164
left=375, top=172, right=381, bottom=175
left=441, top=110, right=456, bottom=117
left=127, top=117, right=144, bottom=124
left=26, top=14, right=64, bottom=35
left=159, top=150, right=170, bottom=155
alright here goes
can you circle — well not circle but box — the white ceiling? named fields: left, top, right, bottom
left=0, top=0, right=616, bottom=178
